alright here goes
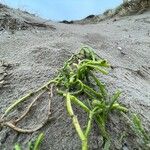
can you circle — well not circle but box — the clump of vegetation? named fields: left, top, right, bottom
left=113, top=0, right=150, bottom=16
left=14, top=133, right=44, bottom=150
left=103, top=9, right=113, bottom=16
left=0, top=47, right=149, bottom=149
left=132, top=114, right=150, bottom=149
left=122, top=112, right=150, bottom=149
left=56, top=47, right=128, bottom=149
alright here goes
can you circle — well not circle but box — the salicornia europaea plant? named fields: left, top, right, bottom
left=132, top=114, right=150, bottom=149
left=56, top=47, right=128, bottom=149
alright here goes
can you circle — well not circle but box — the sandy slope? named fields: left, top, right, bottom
left=0, top=5, right=150, bottom=150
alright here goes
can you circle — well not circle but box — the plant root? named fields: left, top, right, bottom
left=3, top=119, right=51, bottom=133
left=14, top=90, right=46, bottom=124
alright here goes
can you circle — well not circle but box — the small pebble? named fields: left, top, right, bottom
left=117, top=47, right=122, bottom=50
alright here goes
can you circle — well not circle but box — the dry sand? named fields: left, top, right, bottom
left=0, top=4, right=150, bottom=150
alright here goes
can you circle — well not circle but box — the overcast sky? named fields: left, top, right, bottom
left=1, top=0, right=122, bottom=21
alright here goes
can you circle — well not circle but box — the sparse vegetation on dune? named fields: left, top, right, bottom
left=75, top=0, right=150, bottom=24
left=106, top=0, right=150, bottom=16
left=112, top=0, right=150, bottom=16
left=104, top=0, right=150, bottom=17
left=0, top=3, right=55, bottom=33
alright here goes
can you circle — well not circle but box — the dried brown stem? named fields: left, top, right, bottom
left=48, top=84, right=53, bottom=114
left=14, top=90, right=46, bottom=124
left=4, top=119, right=50, bottom=133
